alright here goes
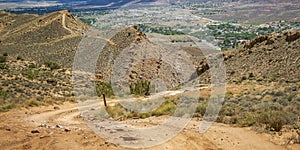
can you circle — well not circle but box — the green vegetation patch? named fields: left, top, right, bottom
left=0, top=103, right=16, bottom=112
left=130, top=80, right=151, bottom=96
left=137, top=24, right=184, bottom=35
left=96, top=82, right=114, bottom=98
left=0, top=56, right=7, bottom=63
left=0, top=63, right=9, bottom=69
left=24, top=70, right=39, bottom=80
left=44, top=61, right=61, bottom=70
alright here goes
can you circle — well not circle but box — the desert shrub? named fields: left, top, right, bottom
left=25, top=70, right=39, bottom=79
left=237, top=112, right=257, bottom=127
left=140, top=113, right=151, bottom=119
left=152, top=101, right=176, bottom=116
left=257, top=110, right=287, bottom=132
left=240, top=76, right=247, bottom=82
left=28, top=63, right=36, bottom=68
left=40, top=71, right=53, bottom=78
left=44, top=61, right=61, bottom=70
left=15, top=88, right=24, bottom=93
left=130, top=80, right=150, bottom=96
left=105, top=103, right=126, bottom=118
left=248, top=72, right=255, bottom=78
left=0, top=103, right=16, bottom=112
left=0, top=90, right=9, bottom=99
left=0, top=63, right=8, bottom=69
left=16, top=55, right=23, bottom=60
left=195, top=102, right=208, bottom=116
left=24, top=99, right=41, bottom=107
left=0, top=56, right=7, bottom=63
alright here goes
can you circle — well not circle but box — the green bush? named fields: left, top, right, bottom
left=140, top=113, right=150, bottom=119
left=0, top=90, right=9, bottom=99
left=130, top=80, right=150, bottom=96
left=25, top=70, right=39, bottom=79
left=257, top=110, right=287, bottom=132
left=152, top=101, right=176, bottom=116
left=96, top=82, right=114, bottom=98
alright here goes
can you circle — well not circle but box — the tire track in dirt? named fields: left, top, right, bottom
left=25, top=101, right=295, bottom=150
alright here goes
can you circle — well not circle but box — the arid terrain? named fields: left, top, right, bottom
left=0, top=3, right=300, bottom=149
left=0, top=98, right=299, bottom=150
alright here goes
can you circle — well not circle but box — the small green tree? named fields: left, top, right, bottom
left=96, top=82, right=114, bottom=98
left=130, top=80, right=150, bottom=96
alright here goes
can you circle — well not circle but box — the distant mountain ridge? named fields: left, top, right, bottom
left=0, top=0, right=157, bottom=9
left=0, top=10, right=89, bottom=67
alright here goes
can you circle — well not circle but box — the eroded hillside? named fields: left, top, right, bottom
left=0, top=10, right=88, bottom=67
left=198, top=30, right=300, bottom=84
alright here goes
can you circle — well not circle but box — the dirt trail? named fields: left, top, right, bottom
left=0, top=101, right=299, bottom=150
left=61, top=13, right=74, bottom=34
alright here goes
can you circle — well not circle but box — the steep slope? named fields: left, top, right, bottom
left=95, top=26, right=183, bottom=88
left=198, top=30, right=300, bottom=83
left=0, top=10, right=89, bottom=67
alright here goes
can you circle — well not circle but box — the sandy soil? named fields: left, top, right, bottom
left=0, top=102, right=299, bottom=150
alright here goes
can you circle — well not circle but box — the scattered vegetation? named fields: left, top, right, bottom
left=103, top=83, right=299, bottom=133
left=44, top=61, right=61, bottom=70
left=105, top=97, right=178, bottom=119
left=0, top=58, right=73, bottom=112
left=216, top=84, right=299, bottom=132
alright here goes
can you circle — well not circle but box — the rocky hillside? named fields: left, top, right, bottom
left=0, top=10, right=88, bottom=67
left=1, top=10, right=299, bottom=104
left=0, top=55, right=73, bottom=111
left=96, top=26, right=185, bottom=88
left=96, top=26, right=147, bottom=80
left=198, top=30, right=300, bottom=83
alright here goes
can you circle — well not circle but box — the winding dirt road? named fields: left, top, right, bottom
left=0, top=100, right=299, bottom=150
